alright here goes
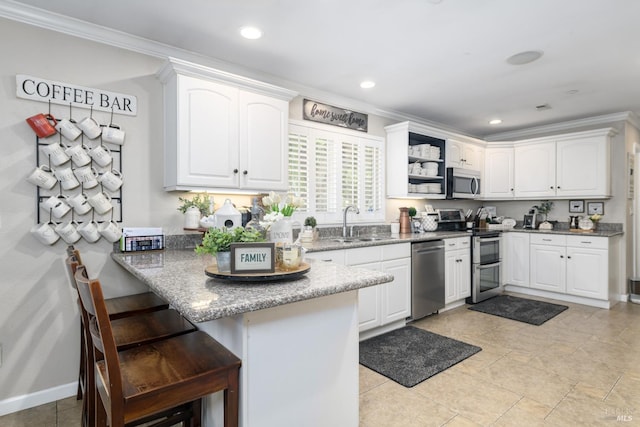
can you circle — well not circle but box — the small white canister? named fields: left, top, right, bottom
left=184, top=206, right=201, bottom=229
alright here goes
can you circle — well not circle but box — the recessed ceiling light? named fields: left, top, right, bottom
left=360, top=81, right=376, bottom=89
left=240, top=26, right=263, bottom=40
left=489, top=119, right=503, bottom=125
left=566, top=89, right=579, bottom=95
left=506, top=50, right=543, bottom=65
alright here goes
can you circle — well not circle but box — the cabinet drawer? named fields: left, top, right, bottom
left=304, top=249, right=345, bottom=265
left=382, top=243, right=411, bottom=260
left=444, top=236, right=470, bottom=251
left=530, top=234, right=566, bottom=246
left=566, top=235, right=608, bottom=250
left=345, top=246, right=383, bottom=265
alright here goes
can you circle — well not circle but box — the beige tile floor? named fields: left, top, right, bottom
left=360, top=295, right=640, bottom=426
left=2, top=294, right=639, bottom=426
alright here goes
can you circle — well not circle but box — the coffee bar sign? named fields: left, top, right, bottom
left=303, top=99, right=368, bottom=132
left=16, top=74, right=137, bottom=116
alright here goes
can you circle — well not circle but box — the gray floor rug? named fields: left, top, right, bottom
left=468, top=295, right=568, bottom=325
left=359, top=326, right=481, bottom=388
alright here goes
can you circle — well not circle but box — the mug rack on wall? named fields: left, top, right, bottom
left=28, top=103, right=126, bottom=245
left=35, top=135, right=123, bottom=225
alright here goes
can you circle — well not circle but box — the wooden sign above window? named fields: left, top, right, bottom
left=303, top=99, right=368, bottom=132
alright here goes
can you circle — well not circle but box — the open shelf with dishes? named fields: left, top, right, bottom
left=385, top=122, right=448, bottom=199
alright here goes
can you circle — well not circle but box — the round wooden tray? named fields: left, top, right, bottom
left=205, top=262, right=311, bottom=282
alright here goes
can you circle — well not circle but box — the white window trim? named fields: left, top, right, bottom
left=288, top=119, right=386, bottom=226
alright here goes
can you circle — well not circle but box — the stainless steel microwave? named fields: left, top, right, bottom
left=446, top=167, right=481, bottom=199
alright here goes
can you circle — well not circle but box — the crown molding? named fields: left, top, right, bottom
left=485, top=111, right=639, bottom=141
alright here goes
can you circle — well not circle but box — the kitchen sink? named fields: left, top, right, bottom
left=359, top=237, right=386, bottom=241
left=331, top=238, right=361, bottom=243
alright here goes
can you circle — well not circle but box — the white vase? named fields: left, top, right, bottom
left=270, top=217, right=297, bottom=245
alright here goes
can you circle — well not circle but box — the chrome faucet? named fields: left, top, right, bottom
left=343, top=205, right=360, bottom=238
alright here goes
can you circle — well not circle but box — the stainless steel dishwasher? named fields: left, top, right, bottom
left=411, top=240, right=445, bottom=320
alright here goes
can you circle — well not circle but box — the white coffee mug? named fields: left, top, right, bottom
left=88, top=144, right=112, bottom=167
left=55, top=118, right=82, bottom=141
left=99, top=169, right=123, bottom=192
left=41, top=142, right=70, bottom=166
left=101, top=125, right=125, bottom=145
left=42, top=195, right=71, bottom=218
left=98, top=220, right=122, bottom=243
left=31, top=222, right=60, bottom=245
left=54, top=166, right=80, bottom=190
left=74, top=165, right=99, bottom=189
left=77, top=220, right=101, bottom=243
left=78, top=117, right=102, bottom=139
left=67, top=193, right=92, bottom=215
left=87, top=192, right=112, bottom=214
left=65, top=144, right=92, bottom=167
left=27, top=165, right=58, bottom=189
left=55, top=221, right=82, bottom=244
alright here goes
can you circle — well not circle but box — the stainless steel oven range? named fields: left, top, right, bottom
left=468, top=230, right=502, bottom=303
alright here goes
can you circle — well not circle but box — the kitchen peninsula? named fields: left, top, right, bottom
left=111, top=249, right=394, bottom=427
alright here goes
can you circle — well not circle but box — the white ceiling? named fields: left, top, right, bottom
left=6, top=0, right=640, bottom=137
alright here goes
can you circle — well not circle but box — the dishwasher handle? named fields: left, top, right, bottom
left=412, top=241, right=444, bottom=254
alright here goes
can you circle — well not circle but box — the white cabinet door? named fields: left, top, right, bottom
left=530, top=244, right=566, bottom=292
left=172, top=75, right=239, bottom=189
left=444, top=247, right=471, bottom=304
left=484, top=148, right=514, bottom=198
left=444, top=250, right=458, bottom=304
left=556, top=135, right=610, bottom=197
left=354, top=262, right=383, bottom=332
left=463, top=144, right=484, bottom=171
left=239, top=91, right=289, bottom=191
left=514, top=142, right=556, bottom=198
left=381, top=257, right=411, bottom=324
left=566, top=247, right=608, bottom=299
left=457, top=250, right=471, bottom=299
left=447, top=140, right=465, bottom=168
left=504, top=232, right=530, bottom=287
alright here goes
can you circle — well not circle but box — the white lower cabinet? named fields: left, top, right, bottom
left=565, top=236, right=609, bottom=300
left=444, top=237, right=471, bottom=305
left=503, top=232, right=530, bottom=287
left=513, top=233, right=615, bottom=307
left=306, top=244, right=411, bottom=338
left=530, top=242, right=566, bottom=293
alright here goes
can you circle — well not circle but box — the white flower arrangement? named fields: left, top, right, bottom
left=259, top=192, right=304, bottom=230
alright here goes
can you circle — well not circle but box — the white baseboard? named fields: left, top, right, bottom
left=0, top=382, right=77, bottom=417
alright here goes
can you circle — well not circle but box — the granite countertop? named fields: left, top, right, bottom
left=302, top=227, right=622, bottom=253
left=303, top=231, right=470, bottom=252
left=111, top=250, right=394, bottom=323
left=501, top=228, right=623, bottom=238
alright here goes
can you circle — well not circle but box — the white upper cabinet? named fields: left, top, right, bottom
left=512, top=128, right=615, bottom=199
left=484, top=147, right=515, bottom=199
left=514, top=141, right=556, bottom=198
left=447, top=139, right=484, bottom=170
left=157, top=58, right=297, bottom=192
left=555, top=134, right=610, bottom=197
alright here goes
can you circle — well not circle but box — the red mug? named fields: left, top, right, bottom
left=26, top=113, right=58, bottom=138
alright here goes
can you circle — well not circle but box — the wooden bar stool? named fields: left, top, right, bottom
left=67, top=246, right=170, bottom=319
left=74, top=265, right=241, bottom=427
left=65, top=255, right=197, bottom=427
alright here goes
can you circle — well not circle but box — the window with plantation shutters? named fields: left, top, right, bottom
left=288, top=121, right=385, bottom=224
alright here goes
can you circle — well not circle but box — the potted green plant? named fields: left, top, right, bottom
left=408, top=207, right=418, bottom=233
left=195, top=227, right=265, bottom=271
left=178, top=194, right=212, bottom=228
left=534, top=201, right=554, bottom=221
left=303, top=216, right=318, bottom=241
